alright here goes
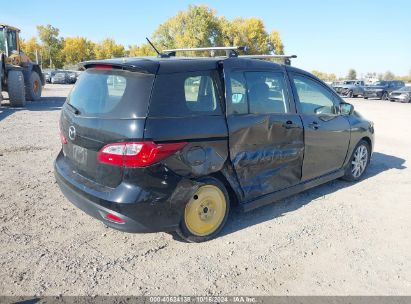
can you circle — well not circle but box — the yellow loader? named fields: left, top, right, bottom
left=0, top=24, right=45, bottom=106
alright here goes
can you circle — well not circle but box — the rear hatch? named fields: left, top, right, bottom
left=59, top=67, right=155, bottom=188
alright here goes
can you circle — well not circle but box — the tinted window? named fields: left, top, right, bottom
left=67, top=69, right=154, bottom=118
left=292, top=75, right=337, bottom=115
left=245, top=72, right=289, bottom=114
left=228, top=72, right=248, bottom=115
left=149, top=71, right=221, bottom=117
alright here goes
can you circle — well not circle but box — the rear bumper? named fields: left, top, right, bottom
left=55, top=170, right=150, bottom=232
left=54, top=152, right=197, bottom=233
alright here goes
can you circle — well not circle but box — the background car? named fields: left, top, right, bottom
left=43, top=70, right=52, bottom=83
left=363, top=80, right=405, bottom=100
left=66, top=71, right=77, bottom=84
left=51, top=72, right=66, bottom=84
left=333, top=80, right=365, bottom=97
left=389, top=86, right=411, bottom=103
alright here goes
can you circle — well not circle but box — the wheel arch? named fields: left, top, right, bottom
left=210, top=171, right=241, bottom=207
left=19, top=63, right=44, bottom=86
left=32, top=64, right=45, bottom=85
left=360, top=136, right=373, bottom=154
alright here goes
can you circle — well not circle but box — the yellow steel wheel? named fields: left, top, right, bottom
left=184, top=185, right=227, bottom=237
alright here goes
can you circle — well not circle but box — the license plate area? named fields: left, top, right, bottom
left=72, top=144, right=87, bottom=166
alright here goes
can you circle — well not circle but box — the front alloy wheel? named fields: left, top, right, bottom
left=177, top=178, right=230, bottom=242
left=343, top=140, right=370, bottom=181
left=351, top=145, right=369, bottom=178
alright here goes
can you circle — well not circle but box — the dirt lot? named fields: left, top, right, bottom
left=0, top=84, right=410, bottom=296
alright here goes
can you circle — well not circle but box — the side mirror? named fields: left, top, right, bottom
left=231, top=93, right=244, bottom=104
left=340, top=102, right=354, bottom=115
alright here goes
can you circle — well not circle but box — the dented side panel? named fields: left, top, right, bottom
left=227, top=114, right=304, bottom=201
left=223, top=59, right=304, bottom=202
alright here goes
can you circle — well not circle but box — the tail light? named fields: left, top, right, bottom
left=59, top=123, right=67, bottom=144
left=97, top=141, right=187, bottom=167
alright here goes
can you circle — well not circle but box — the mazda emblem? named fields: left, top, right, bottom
left=68, top=126, right=76, bottom=141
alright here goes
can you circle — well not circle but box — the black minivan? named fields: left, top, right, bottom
left=55, top=55, right=374, bottom=242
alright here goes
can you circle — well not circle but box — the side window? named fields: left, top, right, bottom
left=292, top=74, right=337, bottom=115
left=245, top=72, right=289, bottom=114
left=0, top=30, right=5, bottom=51
left=7, top=30, right=18, bottom=54
left=228, top=72, right=248, bottom=115
left=184, top=75, right=217, bottom=112
left=149, top=71, right=222, bottom=117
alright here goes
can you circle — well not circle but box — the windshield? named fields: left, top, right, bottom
left=67, top=68, right=154, bottom=118
left=398, top=86, right=411, bottom=92
left=373, top=81, right=387, bottom=86
left=344, top=81, right=355, bottom=85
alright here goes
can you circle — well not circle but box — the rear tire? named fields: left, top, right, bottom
left=364, top=97, right=368, bottom=99
left=342, top=140, right=371, bottom=182
left=177, top=177, right=230, bottom=243
left=25, top=71, right=42, bottom=101
left=381, top=92, right=388, bottom=100
left=347, top=90, right=353, bottom=98
left=8, top=70, right=26, bottom=107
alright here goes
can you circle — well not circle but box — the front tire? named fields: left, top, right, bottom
left=7, top=70, right=26, bottom=107
left=381, top=92, right=388, bottom=100
left=347, top=90, right=353, bottom=98
left=343, top=140, right=371, bottom=181
left=25, top=71, right=42, bottom=101
left=177, top=177, right=230, bottom=242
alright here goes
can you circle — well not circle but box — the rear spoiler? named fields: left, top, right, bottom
left=80, top=59, right=159, bottom=74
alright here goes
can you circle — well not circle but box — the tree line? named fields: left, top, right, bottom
left=19, top=5, right=285, bottom=69
left=312, top=68, right=411, bottom=82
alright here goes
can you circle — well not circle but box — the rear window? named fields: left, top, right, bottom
left=149, top=71, right=222, bottom=117
left=67, top=69, right=154, bottom=118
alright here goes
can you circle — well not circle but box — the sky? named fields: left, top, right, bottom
left=1, top=0, right=410, bottom=77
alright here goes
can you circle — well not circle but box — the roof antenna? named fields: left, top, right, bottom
left=146, top=37, right=169, bottom=58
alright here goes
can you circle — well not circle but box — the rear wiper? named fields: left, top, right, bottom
left=66, top=103, right=81, bottom=115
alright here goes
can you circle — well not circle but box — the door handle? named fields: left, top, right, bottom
left=282, top=120, right=299, bottom=129
left=308, top=121, right=320, bottom=130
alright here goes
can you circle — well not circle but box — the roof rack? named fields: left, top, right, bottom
left=162, top=46, right=297, bottom=65
left=239, top=54, right=297, bottom=65
left=163, top=46, right=247, bottom=57
left=239, top=54, right=297, bottom=59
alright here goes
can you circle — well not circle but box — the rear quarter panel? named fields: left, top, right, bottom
left=144, top=116, right=229, bottom=178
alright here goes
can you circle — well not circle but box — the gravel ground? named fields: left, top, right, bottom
left=0, top=84, right=410, bottom=296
